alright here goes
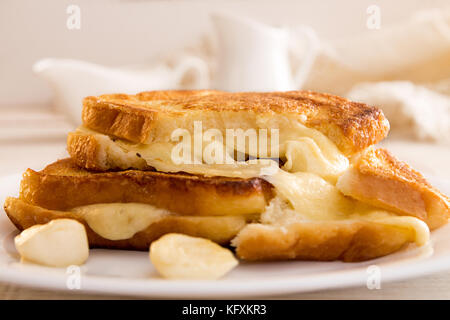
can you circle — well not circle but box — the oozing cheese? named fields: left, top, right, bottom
left=261, top=174, right=429, bottom=245
left=72, top=203, right=170, bottom=240
left=74, top=124, right=430, bottom=246
left=76, top=121, right=349, bottom=182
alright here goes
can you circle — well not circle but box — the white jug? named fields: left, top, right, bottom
left=211, top=12, right=319, bottom=92
left=33, top=57, right=209, bottom=124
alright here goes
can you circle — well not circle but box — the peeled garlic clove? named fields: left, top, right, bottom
left=150, top=233, right=238, bottom=280
left=15, top=219, right=89, bottom=267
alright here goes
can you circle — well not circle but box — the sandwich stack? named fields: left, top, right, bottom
left=4, top=90, right=449, bottom=262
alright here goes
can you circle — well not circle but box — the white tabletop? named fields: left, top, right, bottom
left=1, top=106, right=449, bottom=299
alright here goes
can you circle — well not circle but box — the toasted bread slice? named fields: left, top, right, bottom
left=20, top=158, right=273, bottom=215
left=233, top=220, right=418, bottom=262
left=81, top=90, right=389, bottom=156
left=4, top=197, right=424, bottom=261
left=337, top=148, right=450, bottom=230
left=4, top=198, right=247, bottom=247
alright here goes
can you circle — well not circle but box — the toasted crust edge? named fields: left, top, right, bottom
left=67, top=131, right=150, bottom=171
left=337, top=148, right=450, bottom=230
left=234, top=221, right=417, bottom=262
left=20, top=158, right=273, bottom=216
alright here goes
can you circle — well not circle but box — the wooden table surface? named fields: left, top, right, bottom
left=1, top=106, right=449, bottom=300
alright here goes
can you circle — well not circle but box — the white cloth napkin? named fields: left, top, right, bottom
left=301, top=8, right=450, bottom=144
left=347, top=81, right=450, bottom=144
left=303, top=8, right=450, bottom=95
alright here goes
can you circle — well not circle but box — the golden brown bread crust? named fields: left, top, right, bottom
left=4, top=198, right=247, bottom=248
left=20, top=158, right=274, bottom=216
left=234, top=221, right=415, bottom=262
left=67, top=131, right=149, bottom=171
left=81, top=90, right=390, bottom=155
left=337, top=148, right=450, bottom=230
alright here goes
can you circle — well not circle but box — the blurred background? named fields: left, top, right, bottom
left=0, top=0, right=449, bottom=177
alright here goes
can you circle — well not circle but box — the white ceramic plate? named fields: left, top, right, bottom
left=1, top=173, right=449, bottom=298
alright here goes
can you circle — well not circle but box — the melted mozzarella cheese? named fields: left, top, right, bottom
left=76, top=122, right=348, bottom=182
left=261, top=173, right=429, bottom=245
left=264, top=170, right=354, bottom=221
left=75, top=124, right=430, bottom=245
left=72, top=203, right=170, bottom=240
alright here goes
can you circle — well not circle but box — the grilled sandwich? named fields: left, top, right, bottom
left=4, top=90, right=449, bottom=262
